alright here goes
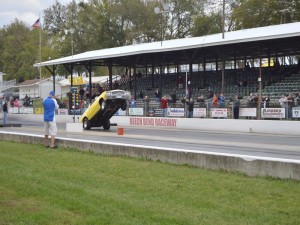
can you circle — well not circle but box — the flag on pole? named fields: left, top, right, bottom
left=32, top=19, right=41, bottom=28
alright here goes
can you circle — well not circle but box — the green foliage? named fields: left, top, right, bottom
left=0, top=141, right=300, bottom=225
left=192, top=13, right=221, bottom=37
left=232, top=0, right=300, bottom=29
left=0, top=0, right=299, bottom=83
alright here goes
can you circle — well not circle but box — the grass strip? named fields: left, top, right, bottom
left=0, top=141, right=299, bottom=225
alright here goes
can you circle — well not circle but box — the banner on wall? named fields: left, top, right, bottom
left=128, top=108, right=144, bottom=116
left=261, top=108, right=285, bottom=118
left=211, top=108, right=228, bottom=118
left=193, top=108, right=206, bottom=118
left=154, top=108, right=163, bottom=117
left=167, top=108, right=185, bottom=117
left=292, top=107, right=300, bottom=118
left=239, top=108, right=257, bottom=117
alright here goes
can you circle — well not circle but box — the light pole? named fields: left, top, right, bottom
left=69, top=28, right=75, bottom=57
left=65, top=28, right=75, bottom=57
left=222, top=0, right=225, bottom=39
left=154, top=3, right=172, bottom=46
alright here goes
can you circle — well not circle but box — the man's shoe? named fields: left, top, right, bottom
left=50, top=145, right=58, bottom=149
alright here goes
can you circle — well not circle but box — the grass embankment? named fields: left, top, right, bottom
left=0, top=141, right=299, bottom=225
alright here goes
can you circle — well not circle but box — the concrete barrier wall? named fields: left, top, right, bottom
left=0, top=131, right=299, bottom=180
left=3, top=114, right=300, bottom=135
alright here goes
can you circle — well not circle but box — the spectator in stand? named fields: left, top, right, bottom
left=287, top=93, right=294, bottom=119
left=170, top=91, right=177, bottom=107
left=197, top=95, right=206, bottom=108
left=154, top=88, right=161, bottom=102
left=218, top=93, right=225, bottom=108
left=248, top=93, right=258, bottom=108
left=160, top=96, right=168, bottom=117
left=263, top=94, right=270, bottom=108
left=279, top=95, right=288, bottom=119
left=212, top=94, right=218, bottom=108
left=177, top=76, right=184, bottom=89
left=2, top=100, right=8, bottom=125
left=295, top=93, right=300, bottom=106
left=143, top=96, right=150, bottom=116
left=129, top=96, right=137, bottom=108
left=233, top=95, right=240, bottom=119
left=186, top=98, right=194, bottom=118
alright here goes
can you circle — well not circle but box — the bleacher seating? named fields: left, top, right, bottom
left=102, top=64, right=299, bottom=108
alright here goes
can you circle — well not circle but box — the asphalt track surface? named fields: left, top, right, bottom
left=1, top=119, right=300, bottom=161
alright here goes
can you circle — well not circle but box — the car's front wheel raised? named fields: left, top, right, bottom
left=83, top=117, right=91, bottom=130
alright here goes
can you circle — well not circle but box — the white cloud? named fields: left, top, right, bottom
left=0, top=0, right=72, bottom=28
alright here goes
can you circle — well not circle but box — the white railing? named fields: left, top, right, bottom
left=0, top=79, right=16, bottom=92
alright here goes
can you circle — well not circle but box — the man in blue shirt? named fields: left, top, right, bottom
left=43, top=91, right=59, bottom=148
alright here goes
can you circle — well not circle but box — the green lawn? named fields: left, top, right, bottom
left=0, top=141, right=299, bottom=225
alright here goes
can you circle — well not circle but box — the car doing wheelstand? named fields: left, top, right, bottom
left=79, top=90, right=130, bottom=130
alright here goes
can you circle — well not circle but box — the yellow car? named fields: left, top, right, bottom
left=79, top=90, right=131, bottom=130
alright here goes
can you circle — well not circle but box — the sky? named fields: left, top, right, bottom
left=0, top=0, right=72, bottom=28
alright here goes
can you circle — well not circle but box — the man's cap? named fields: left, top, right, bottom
left=49, top=91, right=55, bottom=96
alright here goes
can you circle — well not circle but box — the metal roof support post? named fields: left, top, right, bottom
left=221, top=52, right=225, bottom=94
left=160, top=65, right=163, bottom=98
left=267, top=48, right=271, bottom=67
left=145, top=64, right=148, bottom=78
left=133, top=65, right=137, bottom=100
left=82, top=61, right=93, bottom=103
left=108, top=60, right=113, bottom=90
left=129, top=66, right=132, bottom=90
left=71, top=64, right=74, bottom=87
left=151, top=63, right=155, bottom=88
left=87, top=62, right=92, bottom=104
left=45, top=65, right=57, bottom=93
left=189, top=62, right=193, bottom=98
left=258, top=56, right=262, bottom=120
left=52, top=65, right=56, bottom=93
left=203, top=55, right=207, bottom=88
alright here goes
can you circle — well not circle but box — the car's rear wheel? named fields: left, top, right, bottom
left=83, top=117, right=91, bottom=130
left=103, top=119, right=110, bottom=130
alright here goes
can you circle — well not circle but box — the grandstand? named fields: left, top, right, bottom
left=112, top=64, right=300, bottom=108
left=35, top=22, right=300, bottom=113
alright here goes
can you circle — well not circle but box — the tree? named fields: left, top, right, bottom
left=192, top=13, right=221, bottom=37
left=1, top=20, right=37, bottom=82
left=231, top=0, right=300, bottom=30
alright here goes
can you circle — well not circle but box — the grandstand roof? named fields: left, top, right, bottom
left=35, top=22, right=300, bottom=68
